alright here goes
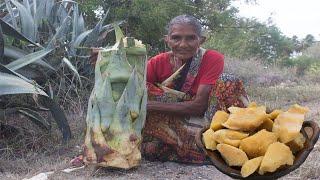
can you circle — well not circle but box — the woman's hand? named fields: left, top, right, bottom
left=147, top=84, right=212, bottom=116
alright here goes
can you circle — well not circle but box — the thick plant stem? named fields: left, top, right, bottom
left=83, top=25, right=147, bottom=169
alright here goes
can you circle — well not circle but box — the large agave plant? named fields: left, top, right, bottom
left=83, top=25, right=147, bottom=169
left=0, top=0, right=120, bottom=79
left=0, top=0, right=121, bottom=140
left=0, top=23, right=71, bottom=140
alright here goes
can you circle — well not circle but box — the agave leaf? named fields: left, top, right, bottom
left=134, top=88, right=147, bottom=135
left=0, top=64, right=43, bottom=89
left=32, top=0, right=36, bottom=18
left=73, top=30, right=92, bottom=48
left=0, top=64, right=36, bottom=85
left=0, top=2, right=6, bottom=9
left=43, top=96, right=71, bottom=141
left=11, top=0, right=36, bottom=41
left=125, top=69, right=141, bottom=115
left=18, top=107, right=51, bottom=131
left=34, top=0, right=45, bottom=29
left=4, top=45, right=30, bottom=59
left=0, top=72, right=47, bottom=96
left=45, top=0, right=54, bottom=18
left=1, top=8, right=19, bottom=23
left=4, top=0, right=18, bottom=29
left=48, top=81, right=53, bottom=98
left=5, top=48, right=53, bottom=71
left=71, top=3, right=79, bottom=42
left=0, top=19, right=39, bottom=47
left=94, top=54, right=115, bottom=131
left=113, top=69, right=142, bottom=131
left=47, top=16, right=71, bottom=49
left=77, top=13, right=85, bottom=36
left=0, top=107, right=49, bottom=131
left=97, top=77, right=115, bottom=132
left=48, top=3, right=64, bottom=27
left=0, top=66, right=71, bottom=140
left=114, top=24, right=124, bottom=44
left=57, top=4, right=68, bottom=27
left=30, top=0, right=37, bottom=41
left=83, top=8, right=109, bottom=47
left=73, top=22, right=122, bottom=50
left=4, top=45, right=56, bottom=71
left=0, top=24, right=3, bottom=60
left=62, top=57, right=82, bottom=86
left=22, top=0, right=31, bottom=15
left=59, top=0, right=78, bottom=4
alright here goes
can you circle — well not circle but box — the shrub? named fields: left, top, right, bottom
left=294, top=56, right=318, bottom=77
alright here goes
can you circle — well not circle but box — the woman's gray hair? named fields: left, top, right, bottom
left=167, top=15, right=202, bottom=36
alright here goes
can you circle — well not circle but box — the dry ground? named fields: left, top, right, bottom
left=1, top=58, right=320, bottom=180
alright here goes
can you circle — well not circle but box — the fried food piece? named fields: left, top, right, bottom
left=268, top=109, right=283, bottom=120
left=272, top=104, right=309, bottom=143
left=210, top=111, right=229, bottom=131
left=259, top=142, right=294, bottom=175
left=213, top=129, right=249, bottom=147
left=217, top=144, right=249, bottom=166
left=241, top=156, right=263, bottom=177
left=202, top=129, right=217, bottom=151
left=257, top=118, right=274, bottom=131
left=223, top=106, right=268, bottom=131
left=239, top=129, right=278, bottom=159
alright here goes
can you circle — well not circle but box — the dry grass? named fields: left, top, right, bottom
left=0, top=58, right=319, bottom=180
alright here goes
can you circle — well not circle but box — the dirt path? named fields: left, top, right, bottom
left=11, top=144, right=319, bottom=180
left=1, top=100, right=319, bottom=180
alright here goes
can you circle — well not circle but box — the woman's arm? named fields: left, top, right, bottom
left=147, top=84, right=212, bottom=116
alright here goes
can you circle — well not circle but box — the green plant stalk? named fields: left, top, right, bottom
left=83, top=25, right=147, bottom=169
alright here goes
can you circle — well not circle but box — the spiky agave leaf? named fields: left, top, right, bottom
left=0, top=24, right=3, bottom=60
left=99, top=48, right=132, bottom=101
left=93, top=55, right=115, bottom=131
left=72, top=21, right=123, bottom=52
left=45, top=0, right=54, bottom=18
left=11, top=0, right=36, bottom=41
left=71, top=3, right=79, bottom=42
left=0, top=64, right=71, bottom=140
left=1, top=8, right=19, bottom=24
left=4, top=0, right=18, bottom=29
left=82, top=8, right=109, bottom=47
left=4, top=45, right=55, bottom=70
left=77, top=13, right=85, bottom=37
left=22, top=0, right=31, bottom=15
left=62, top=57, right=81, bottom=86
left=0, top=19, right=39, bottom=47
left=84, top=91, right=98, bottom=163
left=134, top=88, right=147, bottom=136
left=17, top=107, right=51, bottom=130
left=5, top=48, right=53, bottom=71
left=0, top=106, right=51, bottom=131
left=47, top=16, right=71, bottom=49
left=0, top=72, right=47, bottom=95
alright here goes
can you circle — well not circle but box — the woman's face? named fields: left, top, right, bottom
left=165, top=23, right=202, bottom=61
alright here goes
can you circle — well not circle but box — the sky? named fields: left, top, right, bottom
left=232, top=0, right=320, bottom=40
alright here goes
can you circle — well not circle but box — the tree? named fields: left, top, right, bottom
left=77, top=0, right=243, bottom=55
left=302, top=34, right=315, bottom=50
left=77, top=0, right=297, bottom=62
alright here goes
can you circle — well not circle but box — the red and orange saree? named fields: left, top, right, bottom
left=142, top=49, right=248, bottom=164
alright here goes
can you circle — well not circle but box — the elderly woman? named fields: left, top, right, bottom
left=142, top=15, right=248, bottom=164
